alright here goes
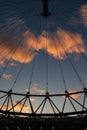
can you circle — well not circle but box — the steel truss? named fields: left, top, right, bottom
left=0, top=88, right=87, bottom=118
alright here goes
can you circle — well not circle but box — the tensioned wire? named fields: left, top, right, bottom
left=57, top=35, right=86, bottom=89
left=46, top=5, right=68, bottom=92
left=27, top=1, right=53, bottom=93
left=0, top=0, right=38, bottom=52
left=0, top=0, right=86, bottom=92
left=0, top=20, right=23, bottom=56
left=65, top=32, right=87, bottom=65
left=0, top=3, right=26, bottom=75
left=0, top=7, right=26, bottom=103
left=0, top=0, right=50, bottom=94
left=50, top=1, right=87, bottom=90
left=0, top=0, right=38, bottom=61
left=48, top=3, right=87, bottom=113
left=44, top=15, right=67, bottom=93
left=41, top=0, right=69, bottom=92
left=0, top=0, right=87, bottom=116
left=52, top=0, right=87, bottom=65
left=0, top=0, right=40, bottom=90
left=11, top=1, right=43, bottom=91
left=45, top=18, right=49, bottom=93
left=50, top=0, right=82, bottom=23
left=0, top=37, right=24, bottom=78
left=8, top=0, right=44, bottom=92
left=0, top=0, right=38, bottom=56
left=28, top=16, right=44, bottom=93
left=54, top=37, right=67, bottom=91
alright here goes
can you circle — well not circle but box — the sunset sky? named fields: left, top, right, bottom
left=0, top=0, right=87, bottom=113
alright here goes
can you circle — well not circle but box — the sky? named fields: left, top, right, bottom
left=0, top=0, right=87, bottom=113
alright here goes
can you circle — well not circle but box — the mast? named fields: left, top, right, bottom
left=41, top=0, right=50, bottom=17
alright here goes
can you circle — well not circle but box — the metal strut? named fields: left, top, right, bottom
left=41, top=0, right=50, bottom=17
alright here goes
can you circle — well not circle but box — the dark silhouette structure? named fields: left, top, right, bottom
left=0, top=90, right=87, bottom=129
left=0, top=0, right=87, bottom=130
left=41, top=0, right=50, bottom=17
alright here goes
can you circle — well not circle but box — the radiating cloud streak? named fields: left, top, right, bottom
left=80, top=4, right=87, bottom=27
left=0, top=28, right=86, bottom=64
left=0, top=37, right=35, bottom=64
left=25, top=29, right=86, bottom=60
left=48, top=29, right=85, bottom=59
left=2, top=73, right=13, bottom=80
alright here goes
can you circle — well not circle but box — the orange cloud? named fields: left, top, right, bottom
left=31, top=84, right=45, bottom=95
left=2, top=101, right=30, bottom=113
left=80, top=4, right=87, bottom=27
left=2, top=105, right=11, bottom=111
left=30, top=98, right=35, bottom=102
left=13, top=101, right=30, bottom=113
left=47, top=29, right=85, bottom=59
left=0, top=28, right=86, bottom=64
left=0, top=59, right=5, bottom=66
left=25, top=29, right=86, bottom=60
left=0, top=37, right=35, bottom=64
left=67, top=89, right=81, bottom=99
left=2, top=73, right=13, bottom=80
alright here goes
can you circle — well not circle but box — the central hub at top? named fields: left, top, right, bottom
left=41, top=0, right=51, bottom=17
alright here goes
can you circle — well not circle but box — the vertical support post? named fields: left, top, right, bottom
left=28, top=97, right=34, bottom=114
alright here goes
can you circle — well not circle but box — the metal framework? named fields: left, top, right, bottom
left=0, top=88, right=87, bottom=117
left=0, top=0, right=87, bottom=130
